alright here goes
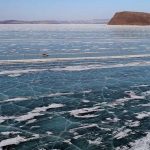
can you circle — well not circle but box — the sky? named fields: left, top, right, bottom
left=0, top=0, right=150, bottom=20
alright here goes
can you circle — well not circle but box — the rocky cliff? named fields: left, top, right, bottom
left=108, top=11, right=150, bottom=25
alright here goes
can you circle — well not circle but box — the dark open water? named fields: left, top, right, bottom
left=0, top=24, right=150, bottom=150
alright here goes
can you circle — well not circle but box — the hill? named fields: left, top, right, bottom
left=108, top=11, right=150, bottom=25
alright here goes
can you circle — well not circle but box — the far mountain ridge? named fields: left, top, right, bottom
left=0, top=19, right=108, bottom=24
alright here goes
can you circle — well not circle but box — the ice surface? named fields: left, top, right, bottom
left=0, top=24, right=150, bottom=149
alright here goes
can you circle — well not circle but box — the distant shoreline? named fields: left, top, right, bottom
left=0, top=20, right=108, bottom=24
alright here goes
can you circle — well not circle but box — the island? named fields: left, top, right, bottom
left=108, top=11, right=150, bottom=25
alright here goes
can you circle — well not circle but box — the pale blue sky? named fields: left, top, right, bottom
left=0, top=0, right=150, bottom=20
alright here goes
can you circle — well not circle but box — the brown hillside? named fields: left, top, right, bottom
left=108, top=11, right=150, bottom=25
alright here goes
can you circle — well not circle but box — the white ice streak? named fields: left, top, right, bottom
left=0, top=69, right=47, bottom=76
left=2, top=60, right=150, bottom=75
left=0, top=136, right=26, bottom=149
left=129, top=132, right=150, bottom=150
left=131, top=84, right=149, bottom=88
left=1, top=54, right=150, bottom=65
left=82, top=99, right=90, bottom=103
left=88, top=137, right=102, bottom=145
left=51, top=65, right=102, bottom=71
left=46, top=131, right=53, bottom=135
left=69, top=124, right=100, bottom=133
left=106, top=117, right=120, bottom=123
left=1, top=131, right=21, bottom=136
left=0, top=134, right=40, bottom=149
left=0, top=97, right=30, bottom=104
left=111, top=91, right=144, bottom=106
left=0, top=103, right=64, bottom=123
left=0, top=116, right=16, bottom=123
left=0, top=93, right=71, bottom=104
left=47, top=92, right=74, bottom=97
left=135, top=111, right=150, bottom=119
left=1, top=61, right=150, bottom=75
left=48, top=90, right=90, bottom=99
left=51, top=61, right=150, bottom=71
left=114, top=129, right=132, bottom=139
left=125, top=120, right=140, bottom=127
left=125, top=91, right=145, bottom=100
left=16, top=103, right=64, bottom=121
left=70, top=106, right=103, bottom=118
left=138, top=103, right=150, bottom=107
left=142, top=90, right=150, bottom=96
left=0, top=90, right=91, bottom=104
left=116, top=132, right=150, bottom=150
left=8, top=74, right=22, bottom=77
left=25, top=119, right=37, bottom=124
